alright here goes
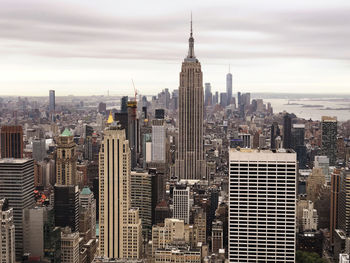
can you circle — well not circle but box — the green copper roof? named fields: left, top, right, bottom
left=61, top=128, right=72, bottom=137
left=81, top=187, right=92, bottom=195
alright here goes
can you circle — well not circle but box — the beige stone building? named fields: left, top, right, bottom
left=56, top=128, right=77, bottom=185
left=307, top=167, right=325, bottom=203
left=0, top=199, right=15, bottom=263
left=61, top=227, right=80, bottom=263
left=175, top=21, right=206, bottom=180
left=99, top=123, right=142, bottom=259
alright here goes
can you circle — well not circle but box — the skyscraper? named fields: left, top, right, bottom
left=321, top=116, right=337, bottom=165
left=0, top=125, right=23, bottom=158
left=173, top=185, right=190, bottom=224
left=56, top=128, right=77, bottom=185
left=204, top=83, right=212, bottom=107
left=175, top=19, right=206, bottom=180
left=229, top=149, right=297, bottom=262
left=151, top=119, right=166, bottom=163
left=99, top=122, right=141, bottom=259
left=283, top=113, right=292, bottom=149
left=54, top=185, right=79, bottom=232
left=226, top=67, right=232, bottom=105
left=0, top=199, right=15, bottom=263
left=49, top=90, right=55, bottom=112
left=0, top=159, right=34, bottom=260
left=270, top=122, right=280, bottom=150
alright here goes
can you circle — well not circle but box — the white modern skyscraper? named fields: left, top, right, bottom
left=173, top=185, right=190, bottom=224
left=151, top=119, right=166, bottom=163
left=229, top=149, right=297, bottom=262
left=99, top=122, right=142, bottom=259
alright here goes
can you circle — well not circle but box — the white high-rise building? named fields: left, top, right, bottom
left=302, top=200, right=318, bottom=231
left=229, top=149, right=297, bottom=262
left=0, top=199, right=15, bottom=263
left=99, top=122, right=142, bottom=259
left=173, top=185, right=190, bottom=224
left=79, top=187, right=96, bottom=239
left=61, top=227, right=79, bottom=263
left=151, top=119, right=166, bottom=163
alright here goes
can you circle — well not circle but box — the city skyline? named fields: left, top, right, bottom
left=1, top=0, right=350, bottom=96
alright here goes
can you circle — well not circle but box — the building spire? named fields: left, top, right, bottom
left=186, top=13, right=196, bottom=60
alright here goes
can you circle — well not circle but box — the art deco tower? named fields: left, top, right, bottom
left=175, top=20, right=206, bottom=180
left=99, top=121, right=141, bottom=259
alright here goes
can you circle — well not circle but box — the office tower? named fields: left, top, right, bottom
left=99, top=123, right=142, bottom=259
left=220, top=92, right=227, bottom=108
left=151, top=119, right=166, bottom=163
left=283, top=113, right=292, bottom=149
left=292, top=124, right=307, bottom=168
left=56, top=128, right=77, bottom=185
left=314, top=156, right=330, bottom=182
left=330, top=169, right=341, bottom=244
left=120, top=96, right=128, bottom=113
left=213, top=91, right=219, bottom=105
left=155, top=109, right=165, bottom=120
left=270, top=122, right=280, bottom=150
left=338, top=170, right=350, bottom=236
left=49, top=90, right=55, bottom=112
left=226, top=69, right=232, bottom=105
left=32, top=138, right=46, bottom=162
left=54, top=185, right=79, bottom=232
left=98, top=102, right=106, bottom=113
left=0, top=126, right=23, bottom=158
left=301, top=200, right=318, bottom=231
left=130, top=170, right=160, bottom=239
left=229, top=149, right=297, bottom=262
left=0, top=199, right=15, bottom=263
left=79, top=187, right=96, bottom=239
left=127, top=101, right=140, bottom=168
left=23, top=206, right=59, bottom=259
left=175, top=21, right=206, bottom=180
left=321, top=116, right=337, bottom=165
left=237, top=92, right=241, bottom=106
left=211, top=220, right=223, bottom=253
left=193, top=207, right=206, bottom=245
left=152, top=218, right=185, bottom=258
left=0, top=159, right=34, bottom=260
left=204, top=83, right=212, bottom=107
left=61, top=227, right=79, bottom=263
left=306, top=168, right=325, bottom=203
left=173, top=185, right=190, bottom=224
left=154, top=200, right=171, bottom=225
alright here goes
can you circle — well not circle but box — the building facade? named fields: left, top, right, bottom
left=229, top=149, right=297, bottom=262
left=0, top=159, right=34, bottom=259
left=0, top=126, right=23, bottom=158
left=0, top=199, right=15, bottom=263
left=173, top=186, right=190, bottom=224
left=99, top=123, right=142, bottom=259
left=321, top=116, right=337, bottom=165
left=175, top=21, right=206, bottom=180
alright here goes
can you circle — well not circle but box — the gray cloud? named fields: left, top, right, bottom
left=0, top=0, right=350, bottom=62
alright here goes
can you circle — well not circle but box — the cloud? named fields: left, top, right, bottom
left=0, top=0, right=350, bottom=63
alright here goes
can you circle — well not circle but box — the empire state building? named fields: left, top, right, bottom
left=175, top=20, right=206, bottom=180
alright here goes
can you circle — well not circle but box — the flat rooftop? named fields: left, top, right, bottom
left=229, top=148, right=296, bottom=162
left=0, top=158, right=32, bottom=164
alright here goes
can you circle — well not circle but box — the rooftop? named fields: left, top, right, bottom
left=61, top=128, right=72, bottom=137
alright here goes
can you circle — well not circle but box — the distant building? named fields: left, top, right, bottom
left=204, top=83, right=212, bottom=107
left=283, top=113, right=292, bottom=149
left=0, top=126, right=23, bottom=158
left=32, top=138, right=46, bottom=162
left=211, top=220, right=223, bottom=253
left=270, top=122, right=280, bottom=150
left=314, top=156, right=330, bottom=182
left=79, top=187, right=96, bottom=239
left=226, top=70, right=232, bottom=105
left=219, top=93, right=227, bottom=108
left=151, top=119, right=166, bottom=163
left=302, top=200, right=318, bottom=231
left=54, top=184, right=79, bottom=232
left=330, top=169, right=341, bottom=244
left=0, top=159, right=34, bottom=260
left=98, top=102, right=106, bottom=113
left=0, top=199, right=15, bottom=263
left=61, top=227, right=80, bottom=263
left=173, top=185, right=190, bottom=224
left=56, top=128, right=77, bottom=185
left=120, top=96, right=128, bottom=113
left=49, top=90, right=55, bottom=112
left=321, top=116, right=337, bottom=165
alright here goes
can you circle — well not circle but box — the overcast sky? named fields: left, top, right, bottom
left=1, top=0, right=350, bottom=96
